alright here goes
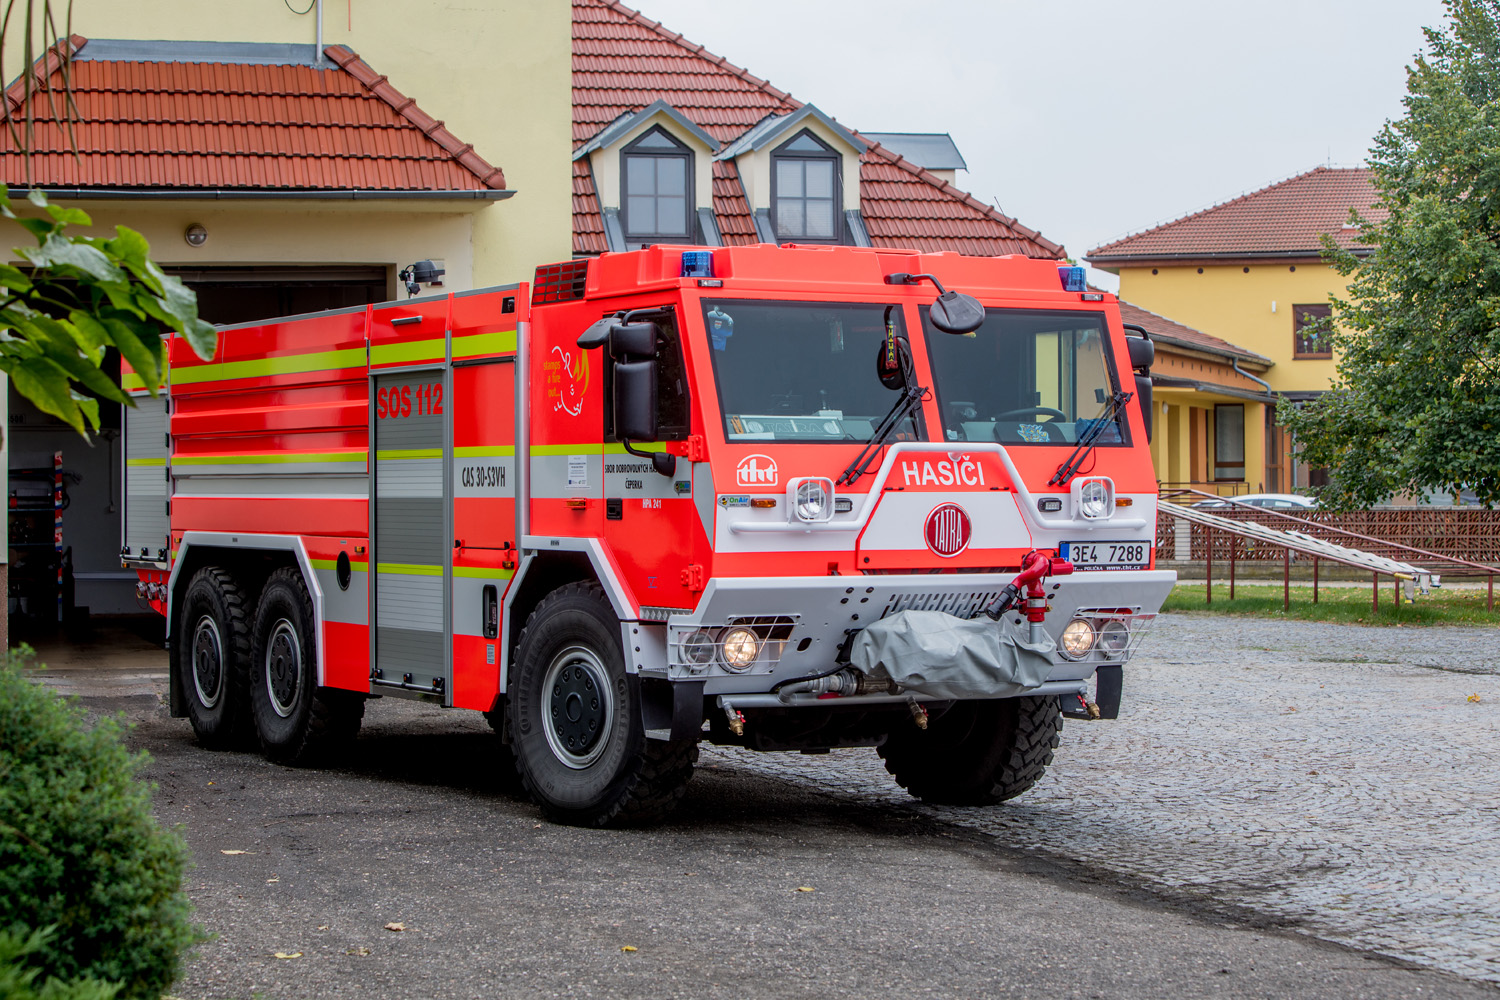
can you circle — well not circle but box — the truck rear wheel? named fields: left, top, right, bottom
left=879, top=695, right=1062, bottom=806
left=177, top=566, right=253, bottom=749
left=509, top=582, right=696, bottom=827
left=249, top=567, right=364, bottom=764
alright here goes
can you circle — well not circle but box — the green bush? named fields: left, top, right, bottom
left=0, top=648, right=201, bottom=999
left=0, top=929, right=119, bottom=1000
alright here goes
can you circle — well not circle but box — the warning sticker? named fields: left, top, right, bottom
left=567, top=454, right=588, bottom=489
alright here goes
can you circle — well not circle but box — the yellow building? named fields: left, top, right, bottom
left=1087, top=167, right=1380, bottom=494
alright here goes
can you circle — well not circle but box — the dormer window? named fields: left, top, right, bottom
left=621, top=125, right=693, bottom=243
left=772, top=129, right=841, bottom=242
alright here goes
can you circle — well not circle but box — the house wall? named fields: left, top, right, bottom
left=1116, top=262, right=1344, bottom=394
left=30, top=203, right=479, bottom=292
left=62, top=0, right=574, bottom=285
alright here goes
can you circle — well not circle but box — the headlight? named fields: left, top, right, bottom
left=719, top=627, right=761, bottom=670
left=1059, top=618, right=1096, bottom=659
left=1079, top=480, right=1109, bottom=519
left=1097, top=620, right=1130, bottom=659
left=792, top=478, right=834, bottom=522
left=681, top=630, right=716, bottom=667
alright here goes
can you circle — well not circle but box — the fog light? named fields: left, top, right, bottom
left=720, top=627, right=761, bottom=670
left=792, top=478, right=834, bottom=522
left=1074, top=477, right=1113, bottom=520
left=1097, top=620, right=1130, bottom=659
left=681, top=630, right=716, bottom=668
left=1059, top=618, right=1096, bottom=659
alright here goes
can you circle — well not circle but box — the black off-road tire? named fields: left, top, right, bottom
left=249, top=567, right=364, bottom=764
left=177, top=566, right=253, bottom=749
left=509, top=582, right=697, bottom=827
left=879, top=695, right=1062, bottom=806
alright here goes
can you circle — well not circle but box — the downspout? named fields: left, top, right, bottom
left=315, top=0, right=324, bottom=66
left=1232, top=357, right=1271, bottom=393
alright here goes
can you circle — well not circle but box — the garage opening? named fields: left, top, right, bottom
left=7, top=265, right=390, bottom=641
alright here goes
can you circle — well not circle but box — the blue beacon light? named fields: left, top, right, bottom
left=1058, top=266, right=1087, bottom=292
left=681, top=251, right=714, bottom=278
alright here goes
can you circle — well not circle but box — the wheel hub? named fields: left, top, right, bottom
left=542, top=646, right=613, bottom=769
left=191, top=615, right=224, bottom=709
left=265, top=619, right=302, bottom=719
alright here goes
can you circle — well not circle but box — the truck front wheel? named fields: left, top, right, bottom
left=509, top=582, right=696, bottom=827
left=879, top=695, right=1062, bottom=806
left=249, top=567, right=364, bottom=764
left=177, top=567, right=253, bottom=748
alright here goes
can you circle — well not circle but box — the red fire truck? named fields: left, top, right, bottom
left=123, top=244, right=1174, bottom=827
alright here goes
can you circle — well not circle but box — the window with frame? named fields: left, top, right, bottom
left=1213, top=403, right=1245, bottom=481
left=771, top=129, right=841, bottom=242
left=1293, top=303, right=1332, bottom=358
left=621, top=126, right=693, bottom=243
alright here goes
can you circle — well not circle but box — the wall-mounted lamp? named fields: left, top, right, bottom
left=184, top=223, right=208, bottom=247
left=399, top=259, right=445, bottom=297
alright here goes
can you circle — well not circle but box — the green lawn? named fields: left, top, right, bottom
left=1162, top=582, right=1500, bottom=626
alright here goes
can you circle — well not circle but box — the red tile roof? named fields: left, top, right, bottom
left=1114, top=298, right=1271, bottom=367
left=572, top=0, right=1062, bottom=258
left=0, top=36, right=505, bottom=192
left=1087, top=167, right=1381, bottom=264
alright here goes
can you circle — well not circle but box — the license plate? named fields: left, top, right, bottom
left=1063, top=541, right=1149, bottom=570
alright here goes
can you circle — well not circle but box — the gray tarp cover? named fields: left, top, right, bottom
left=848, top=610, right=1055, bottom=700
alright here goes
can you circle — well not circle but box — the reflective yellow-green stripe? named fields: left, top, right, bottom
left=122, top=372, right=163, bottom=391
left=171, top=347, right=367, bottom=385
left=172, top=451, right=367, bottom=466
left=453, top=565, right=515, bottom=579
left=125, top=457, right=166, bottom=467
left=452, top=331, right=517, bottom=356
left=531, top=442, right=666, bottom=456
left=375, top=448, right=441, bottom=460
left=376, top=562, right=443, bottom=576
left=309, top=558, right=369, bottom=572
left=453, top=445, right=515, bottom=458
left=531, top=443, right=601, bottom=456
left=370, top=338, right=445, bottom=365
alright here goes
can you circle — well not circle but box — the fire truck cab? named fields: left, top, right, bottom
left=126, top=243, right=1174, bottom=827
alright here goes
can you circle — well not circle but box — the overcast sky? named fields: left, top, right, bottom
left=634, top=0, right=1447, bottom=290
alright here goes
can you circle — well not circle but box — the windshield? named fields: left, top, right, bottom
left=922, top=308, right=1126, bottom=447
left=703, top=299, right=920, bottom=443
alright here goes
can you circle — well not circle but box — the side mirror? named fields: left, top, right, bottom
left=929, top=290, right=986, bottom=335
left=1134, top=374, right=1153, bottom=442
left=1127, top=335, right=1155, bottom=370
left=609, top=322, right=658, bottom=359
left=615, top=361, right=676, bottom=477
left=578, top=317, right=614, bottom=349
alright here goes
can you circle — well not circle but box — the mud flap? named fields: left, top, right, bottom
left=1094, top=664, right=1122, bottom=720
left=167, top=637, right=186, bottom=718
left=639, top=677, right=705, bottom=741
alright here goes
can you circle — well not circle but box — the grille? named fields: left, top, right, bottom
left=878, top=590, right=1003, bottom=620
left=532, top=259, right=590, bottom=304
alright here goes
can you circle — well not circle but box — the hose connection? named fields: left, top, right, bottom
left=775, top=668, right=898, bottom=701
left=979, top=550, right=1074, bottom=623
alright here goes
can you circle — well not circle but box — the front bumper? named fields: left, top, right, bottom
left=645, top=569, right=1177, bottom=697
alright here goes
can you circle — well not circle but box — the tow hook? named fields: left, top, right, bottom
left=907, top=697, right=929, bottom=730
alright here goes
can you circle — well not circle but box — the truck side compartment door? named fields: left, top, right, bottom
left=449, top=360, right=517, bottom=711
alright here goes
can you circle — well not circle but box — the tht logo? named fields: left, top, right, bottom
left=924, top=502, right=972, bottom=558
left=735, top=454, right=778, bottom=487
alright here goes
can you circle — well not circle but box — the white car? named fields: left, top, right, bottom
left=1193, top=493, right=1319, bottom=511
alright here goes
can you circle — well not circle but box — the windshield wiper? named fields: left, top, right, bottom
left=1048, top=389, right=1133, bottom=487
left=838, top=381, right=928, bottom=487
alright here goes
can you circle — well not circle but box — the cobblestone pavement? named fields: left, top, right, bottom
left=702, top=612, right=1500, bottom=986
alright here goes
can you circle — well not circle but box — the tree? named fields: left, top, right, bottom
left=0, top=6, right=215, bottom=436
left=1280, top=0, right=1500, bottom=508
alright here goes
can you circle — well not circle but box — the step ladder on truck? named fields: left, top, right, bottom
left=121, top=244, right=1176, bottom=827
